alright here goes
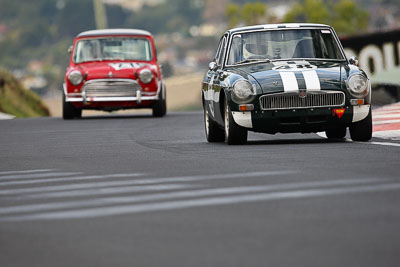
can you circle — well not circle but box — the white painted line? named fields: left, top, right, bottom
left=372, top=114, right=400, bottom=119
left=316, top=132, right=400, bottom=147
left=373, top=106, right=400, bottom=111
left=0, top=171, right=295, bottom=197
left=0, top=112, right=15, bottom=120
left=0, top=173, right=144, bottom=187
left=124, top=171, right=296, bottom=185
left=368, top=141, right=400, bottom=147
left=24, top=184, right=195, bottom=200
left=0, top=171, right=297, bottom=189
left=0, top=172, right=81, bottom=181
left=0, top=169, right=55, bottom=175
left=2, top=182, right=400, bottom=221
left=373, top=110, right=400, bottom=115
left=373, top=119, right=400, bottom=125
left=0, top=179, right=185, bottom=196
left=373, top=130, right=400, bottom=140
left=0, top=178, right=383, bottom=215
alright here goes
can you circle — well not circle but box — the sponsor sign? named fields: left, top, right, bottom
left=340, top=29, right=400, bottom=80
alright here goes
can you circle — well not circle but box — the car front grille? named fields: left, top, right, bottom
left=82, top=79, right=141, bottom=98
left=259, top=91, right=345, bottom=110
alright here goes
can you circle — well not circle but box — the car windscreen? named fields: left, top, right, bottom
left=73, top=37, right=153, bottom=63
left=227, top=29, right=345, bottom=65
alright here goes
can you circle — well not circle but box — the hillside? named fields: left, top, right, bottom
left=0, top=69, right=50, bottom=118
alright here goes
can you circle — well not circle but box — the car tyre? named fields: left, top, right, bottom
left=224, top=98, right=247, bottom=145
left=62, top=92, right=82, bottom=120
left=350, top=107, right=372, bottom=141
left=152, top=87, right=167, bottom=117
left=326, top=126, right=347, bottom=139
left=204, top=106, right=224, bottom=142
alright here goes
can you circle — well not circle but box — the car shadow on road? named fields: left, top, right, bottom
left=245, top=137, right=347, bottom=146
left=79, top=114, right=152, bottom=120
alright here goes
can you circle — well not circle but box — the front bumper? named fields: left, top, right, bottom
left=63, top=79, right=161, bottom=105
left=232, top=104, right=370, bottom=134
left=65, top=94, right=159, bottom=103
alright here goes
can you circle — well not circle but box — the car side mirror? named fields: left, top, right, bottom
left=349, top=56, right=359, bottom=66
left=68, top=45, right=73, bottom=54
left=208, top=61, right=218, bottom=71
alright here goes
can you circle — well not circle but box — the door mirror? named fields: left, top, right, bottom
left=349, top=56, right=359, bottom=66
left=67, top=45, right=73, bottom=54
left=208, top=61, right=218, bottom=71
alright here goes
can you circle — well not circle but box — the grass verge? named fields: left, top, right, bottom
left=0, top=69, right=50, bottom=118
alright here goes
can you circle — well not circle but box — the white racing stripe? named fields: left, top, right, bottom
left=279, top=72, right=299, bottom=92
left=0, top=178, right=384, bottom=215
left=1, top=182, right=400, bottom=221
left=302, top=70, right=320, bottom=90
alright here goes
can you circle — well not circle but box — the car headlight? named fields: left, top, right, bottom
left=68, top=70, right=83, bottom=86
left=347, top=74, right=369, bottom=97
left=139, top=69, right=153, bottom=84
left=232, top=80, right=255, bottom=103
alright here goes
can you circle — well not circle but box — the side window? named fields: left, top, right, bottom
left=214, top=38, right=224, bottom=61
left=216, top=37, right=227, bottom=67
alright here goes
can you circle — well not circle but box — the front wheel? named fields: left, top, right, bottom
left=152, top=87, right=167, bottom=117
left=204, top=106, right=224, bottom=142
left=350, top=107, right=372, bottom=141
left=224, top=98, right=247, bottom=145
left=62, top=93, right=81, bottom=120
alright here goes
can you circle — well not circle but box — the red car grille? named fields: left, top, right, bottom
left=82, top=79, right=141, bottom=98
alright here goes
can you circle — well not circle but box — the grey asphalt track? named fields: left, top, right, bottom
left=1, top=111, right=399, bottom=267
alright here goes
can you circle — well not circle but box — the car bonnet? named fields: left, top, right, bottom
left=231, top=60, right=346, bottom=94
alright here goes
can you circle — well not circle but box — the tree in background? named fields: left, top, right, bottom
left=284, top=0, right=330, bottom=25
left=226, top=2, right=268, bottom=28
left=283, top=0, right=369, bottom=35
left=332, top=0, right=369, bottom=35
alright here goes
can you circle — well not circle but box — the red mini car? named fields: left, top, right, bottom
left=63, top=29, right=166, bottom=119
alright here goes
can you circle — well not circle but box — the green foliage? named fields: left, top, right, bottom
left=226, top=2, right=267, bottom=28
left=127, top=0, right=203, bottom=35
left=283, top=0, right=370, bottom=35
left=332, top=0, right=369, bottom=35
left=0, top=69, right=50, bottom=117
left=226, top=4, right=241, bottom=29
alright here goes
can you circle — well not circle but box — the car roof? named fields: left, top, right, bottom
left=77, top=29, right=152, bottom=38
left=227, top=23, right=332, bottom=34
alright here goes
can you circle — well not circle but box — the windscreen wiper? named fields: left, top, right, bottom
left=236, top=58, right=271, bottom=65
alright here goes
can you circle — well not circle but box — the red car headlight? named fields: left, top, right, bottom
left=139, top=69, right=153, bottom=84
left=68, top=70, right=83, bottom=86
